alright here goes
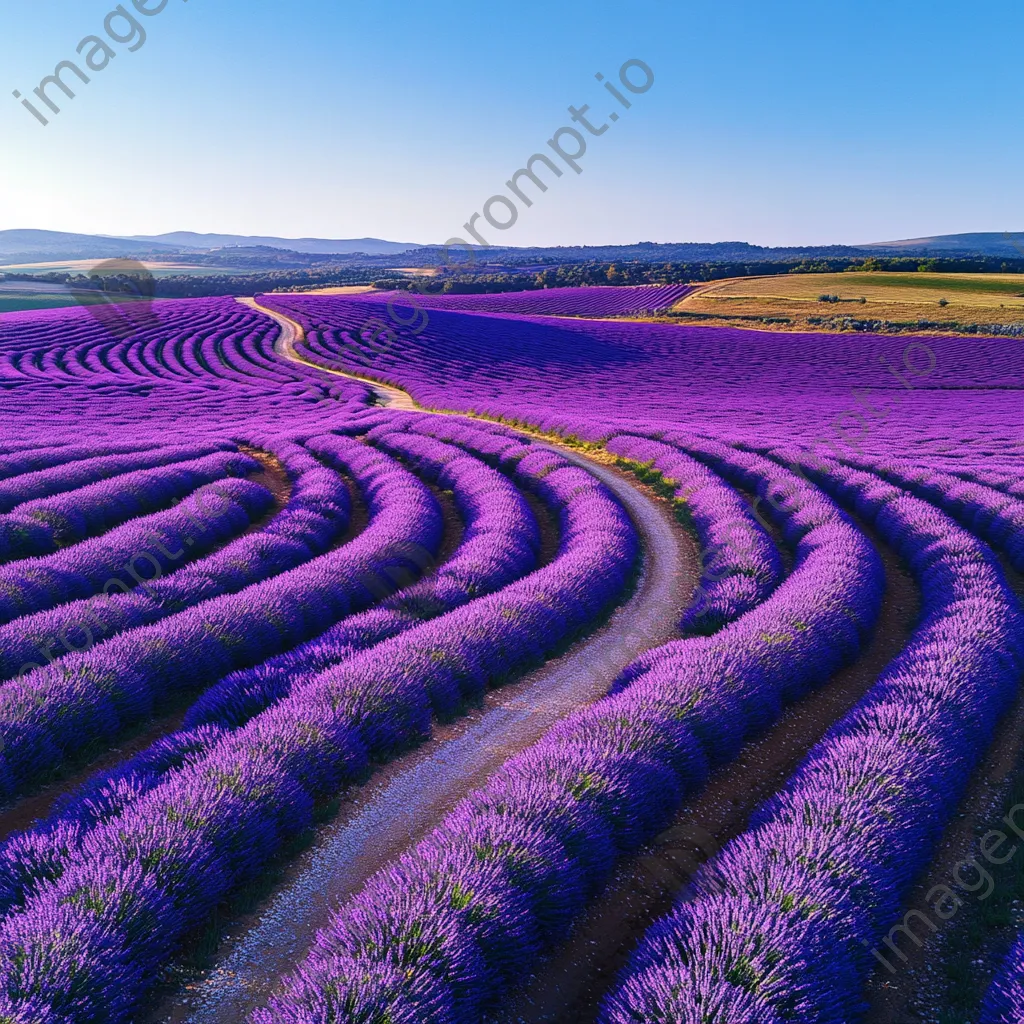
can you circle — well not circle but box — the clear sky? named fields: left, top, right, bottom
left=1, top=0, right=1020, bottom=248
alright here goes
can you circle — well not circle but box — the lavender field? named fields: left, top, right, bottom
left=0, top=284, right=1020, bottom=1024
left=384, top=283, right=696, bottom=317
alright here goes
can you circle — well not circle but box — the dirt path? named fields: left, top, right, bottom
left=493, top=520, right=920, bottom=1023
left=240, top=297, right=419, bottom=411
left=150, top=302, right=700, bottom=1024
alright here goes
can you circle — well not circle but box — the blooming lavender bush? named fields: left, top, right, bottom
left=607, top=434, right=782, bottom=632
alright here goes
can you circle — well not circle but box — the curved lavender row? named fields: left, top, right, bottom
left=0, top=436, right=440, bottom=803
left=0, top=440, right=53, bottom=456
left=0, top=473, right=271, bottom=626
left=254, top=441, right=880, bottom=1023
left=615, top=431, right=881, bottom=691
left=0, top=449, right=637, bottom=1023
left=186, top=428, right=540, bottom=729
left=601, top=462, right=1024, bottom=1024
left=817, top=451, right=1024, bottom=572
left=933, top=461, right=1024, bottom=502
left=0, top=428, right=571, bottom=917
left=981, top=936, right=1024, bottom=1023
left=0, top=440, right=162, bottom=483
left=0, top=439, right=344, bottom=684
left=0, top=449, right=258, bottom=563
left=396, top=416, right=531, bottom=467
left=0, top=441, right=234, bottom=514
left=607, top=434, right=782, bottom=633
left=0, top=426, right=544, bottom=889
left=0, top=722, right=228, bottom=921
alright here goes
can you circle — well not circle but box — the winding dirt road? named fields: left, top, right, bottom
left=156, top=303, right=697, bottom=1023
left=239, top=296, right=418, bottom=411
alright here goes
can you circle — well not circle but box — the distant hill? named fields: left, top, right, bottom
left=0, top=229, right=422, bottom=267
left=390, top=240, right=872, bottom=268
left=866, top=232, right=1024, bottom=258
left=118, top=232, right=422, bottom=256
left=4, top=228, right=1023, bottom=272
left=0, top=229, right=178, bottom=264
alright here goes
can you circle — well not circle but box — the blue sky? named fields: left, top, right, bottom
left=1, top=0, right=1020, bottom=247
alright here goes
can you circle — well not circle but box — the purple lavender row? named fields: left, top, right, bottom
left=809, top=450, right=1024, bottom=572
left=0, top=470, right=270, bottom=627
left=393, top=415, right=530, bottom=466
left=924, top=459, right=1024, bottom=501
left=0, top=440, right=234, bottom=513
left=0, top=440, right=50, bottom=456
left=0, top=440, right=163, bottom=483
left=0, top=435, right=440, bottom=803
left=253, top=440, right=881, bottom=1023
left=0, top=449, right=259, bottom=563
left=0, top=438, right=344, bottom=683
left=0, top=444, right=637, bottom=1022
left=607, top=434, right=782, bottom=633
left=601, top=460, right=1023, bottom=1024
left=186, top=428, right=540, bottom=729
left=0, top=427, right=542, bottom=890
left=981, top=936, right=1024, bottom=1022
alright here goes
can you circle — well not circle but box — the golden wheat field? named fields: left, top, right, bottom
left=671, top=272, right=1024, bottom=332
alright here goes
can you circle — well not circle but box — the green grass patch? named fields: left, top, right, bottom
left=0, top=294, right=81, bottom=312
left=613, top=457, right=695, bottom=532
left=848, top=273, right=1024, bottom=296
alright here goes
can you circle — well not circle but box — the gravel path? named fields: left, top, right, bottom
left=156, top=302, right=696, bottom=1024
left=240, top=296, right=419, bottom=411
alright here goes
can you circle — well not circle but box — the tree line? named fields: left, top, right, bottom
left=376, top=255, right=1024, bottom=295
